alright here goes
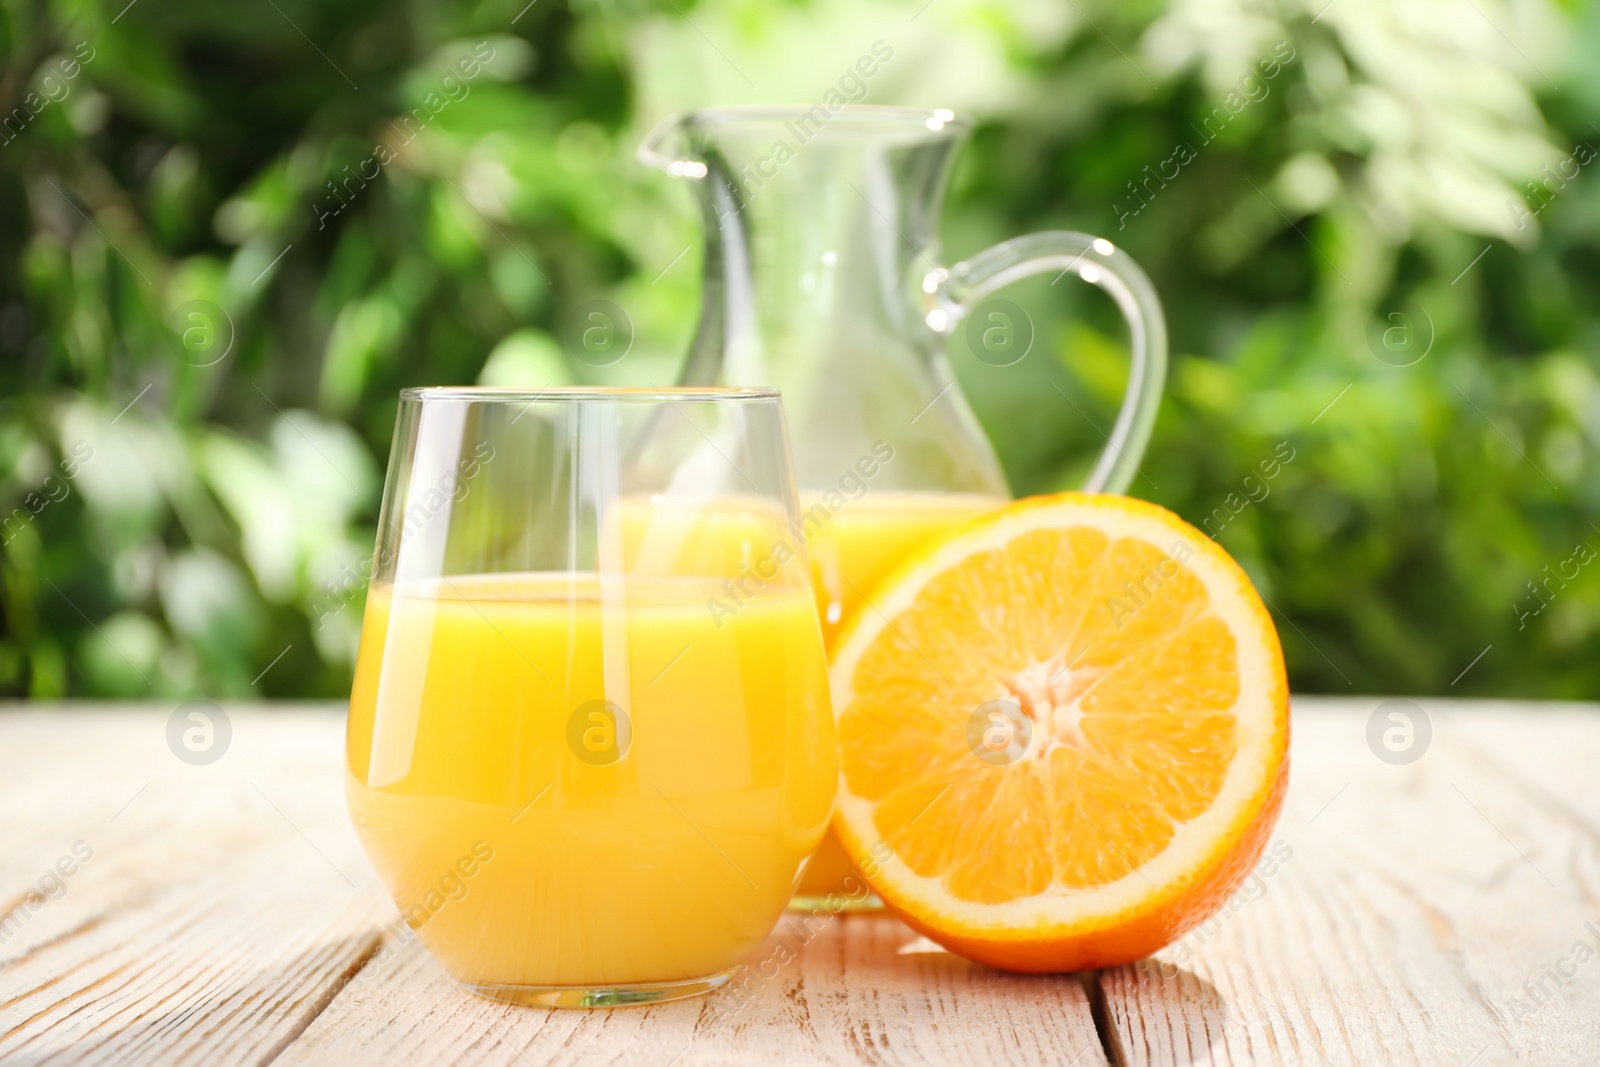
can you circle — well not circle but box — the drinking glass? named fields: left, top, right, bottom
left=346, top=387, right=836, bottom=1007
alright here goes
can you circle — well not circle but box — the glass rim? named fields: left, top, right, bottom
left=398, top=385, right=782, bottom=403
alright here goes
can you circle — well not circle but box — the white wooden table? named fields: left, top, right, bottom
left=0, top=698, right=1596, bottom=1066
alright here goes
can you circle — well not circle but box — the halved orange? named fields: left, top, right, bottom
left=829, top=492, right=1289, bottom=972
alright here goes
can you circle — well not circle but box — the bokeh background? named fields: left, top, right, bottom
left=1, top=0, right=1596, bottom=700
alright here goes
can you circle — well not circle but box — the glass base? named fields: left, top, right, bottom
left=787, top=892, right=884, bottom=912
left=461, top=969, right=736, bottom=1009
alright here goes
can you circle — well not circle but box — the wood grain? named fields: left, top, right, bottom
left=275, top=913, right=1106, bottom=1067
left=0, top=708, right=390, bottom=1067
left=0, top=699, right=1594, bottom=1066
left=1098, top=700, right=1600, bottom=1067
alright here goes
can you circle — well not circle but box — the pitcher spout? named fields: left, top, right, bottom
left=637, top=112, right=708, bottom=178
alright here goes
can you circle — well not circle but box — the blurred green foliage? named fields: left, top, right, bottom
left=1, top=0, right=1597, bottom=699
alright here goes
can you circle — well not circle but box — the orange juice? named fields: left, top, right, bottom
left=796, top=491, right=1006, bottom=899
left=805, top=492, right=1007, bottom=648
left=347, top=572, right=835, bottom=990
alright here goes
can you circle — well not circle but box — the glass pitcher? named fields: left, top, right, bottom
left=638, top=104, right=1167, bottom=906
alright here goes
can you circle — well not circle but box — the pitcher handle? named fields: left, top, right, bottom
left=926, top=232, right=1167, bottom=494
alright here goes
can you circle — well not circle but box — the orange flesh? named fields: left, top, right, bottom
left=840, top=527, right=1241, bottom=903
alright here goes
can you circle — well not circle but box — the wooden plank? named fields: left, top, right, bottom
left=0, top=706, right=392, bottom=1066
left=1097, top=698, right=1600, bottom=1067
left=274, top=911, right=1107, bottom=1067
left=1, top=700, right=1595, bottom=1066
left=0, top=705, right=1106, bottom=1066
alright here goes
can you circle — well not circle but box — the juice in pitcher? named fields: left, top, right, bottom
left=806, top=492, right=1007, bottom=648
left=794, top=491, right=1005, bottom=902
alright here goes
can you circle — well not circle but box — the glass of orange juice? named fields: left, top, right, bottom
left=347, top=386, right=836, bottom=1007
